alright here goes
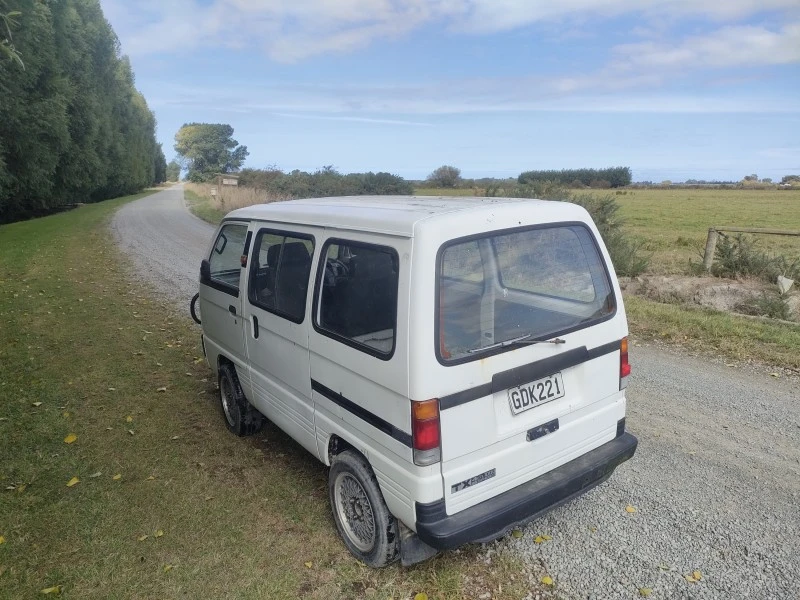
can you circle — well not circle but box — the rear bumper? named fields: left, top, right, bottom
left=415, top=432, right=638, bottom=550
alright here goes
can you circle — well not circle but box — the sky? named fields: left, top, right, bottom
left=99, top=0, right=800, bottom=183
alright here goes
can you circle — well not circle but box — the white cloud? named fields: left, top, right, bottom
left=613, top=22, right=800, bottom=69
left=149, top=78, right=799, bottom=115
left=101, top=0, right=800, bottom=61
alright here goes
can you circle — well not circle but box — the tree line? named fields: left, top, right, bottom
left=236, top=166, right=412, bottom=197
left=518, top=167, right=632, bottom=188
left=0, top=0, right=165, bottom=224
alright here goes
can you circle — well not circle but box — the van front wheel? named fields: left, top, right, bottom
left=218, top=363, right=264, bottom=436
left=329, top=450, right=399, bottom=567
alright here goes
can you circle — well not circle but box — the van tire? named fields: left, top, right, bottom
left=329, top=450, right=399, bottom=567
left=218, top=363, right=264, bottom=436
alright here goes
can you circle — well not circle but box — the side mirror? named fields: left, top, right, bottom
left=200, top=259, right=211, bottom=283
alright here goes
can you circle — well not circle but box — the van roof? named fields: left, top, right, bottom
left=225, top=195, right=575, bottom=237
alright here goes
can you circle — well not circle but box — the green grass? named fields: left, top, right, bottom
left=184, top=189, right=226, bottom=225
left=626, top=296, right=800, bottom=370
left=0, top=195, right=529, bottom=598
left=615, top=188, right=800, bottom=274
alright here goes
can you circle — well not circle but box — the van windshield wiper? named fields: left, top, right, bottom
left=467, top=334, right=565, bottom=353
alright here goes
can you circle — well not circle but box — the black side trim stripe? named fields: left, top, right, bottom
left=440, top=339, right=622, bottom=410
left=311, top=379, right=413, bottom=448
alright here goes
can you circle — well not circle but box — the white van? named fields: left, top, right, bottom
left=192, top=196, right=637, bottom=567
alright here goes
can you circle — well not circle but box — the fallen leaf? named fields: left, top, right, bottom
left=304, top=561, right=313, bottom=568
left=692, top=570, right=702, bottom=581
left=205, top=496, right=214, bottom=501
left=108, top=387, right=116, bottom=391
left=541, top=576, right=554, bottom=586
left=414, top=594, right=428, bottom=600
left=156, top=387, right=167, bottom=392
left=62, top=411, right=70, bottom=418
left=138, top=535, right=148, bottom=542
left=625, top=505, right=637, bottom=513
left=534, top=535, right=545, bottom=544
left=0, top=535, right=5, bottom=545
left=16, top=484, right=26, bottom=494
left=146, top=475, right=155, bottom=481
left=63, top=433, right=77, bottom=444
left=32, top=402, right=42, bottom=407
left=589, top=526, right=597, bottom=533
left=170, top=435, right=180, bottom=440
left=685, top=575, right=697, bottom=583
left=40, top=585, right=61, bottom=595
left=163, top=565, right=173, bottom=573
left=113, top=474, right=122, bottom=480
left=88, top=472, right=102, bottom=478
left=127, top=429, right=135, bottom=436
left=542, top=534, right=552, bottom=541
left=155, top=530, right=164, bottom=538
left=126, top=416, right=133, bottom=422
left=658, top=564, right=670, bottom=571
left=639, top=588, right=653, bottom=597
left=66, top=477, right=80, bottom=488
left=511, top=529, right=523, bottom=538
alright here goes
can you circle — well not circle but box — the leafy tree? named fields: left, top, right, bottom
left=780, top=175, right=799, bottom=184
left=173, top=123, right=248, bottom=183
left=427, top=165, right=462, bottom=188
left=166, top=160, right=181, bottom=182
left=0, top=0, right=163, bottom=223
left=153, top=144, right=167, bottom=183
left=0, top=3, right=23, bottom=68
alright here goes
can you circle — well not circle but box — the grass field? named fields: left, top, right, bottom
left=415, top=187, right=800, bottom=275
left=0, top=195, right=531, bottom=598
left=614, top=188, right=800, bottom=274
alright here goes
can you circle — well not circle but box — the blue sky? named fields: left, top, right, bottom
left=100, top=0, right=800, bottom=182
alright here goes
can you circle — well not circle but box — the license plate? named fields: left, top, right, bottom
left=507, top=372, right=565, bottom=416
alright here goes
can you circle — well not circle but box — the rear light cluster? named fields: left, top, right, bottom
left=620, top=337, right=631, bottom=389
left=412, top=399, right=441, bottom=466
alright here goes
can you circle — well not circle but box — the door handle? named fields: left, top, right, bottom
left=228, top=305, right=237, bottom=316
left=252, top=315, right=259, bottom=339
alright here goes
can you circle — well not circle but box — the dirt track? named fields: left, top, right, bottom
left=112, top=187, right=800, bottom=599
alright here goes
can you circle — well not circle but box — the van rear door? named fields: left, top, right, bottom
left=434, top=224, right=626, bottom=516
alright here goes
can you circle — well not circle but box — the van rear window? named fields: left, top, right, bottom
left=438, top=224, right=615, bottom=362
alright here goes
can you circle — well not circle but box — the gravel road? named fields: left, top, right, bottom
left=112, top=190, right=800, bottom=600
left=111, top=184, right=213, bottom=308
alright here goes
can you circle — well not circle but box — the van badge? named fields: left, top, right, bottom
left=452, top=468, right=496, bottom=493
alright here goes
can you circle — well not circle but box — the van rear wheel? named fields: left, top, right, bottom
left=218, top=363, right=264, bottom=436
left=329, top=450, right=399, bottom=567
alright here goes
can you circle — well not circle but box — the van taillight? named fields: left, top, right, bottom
left=412, top=399, right=441, bottom=466
left=620, top=337, right=631, bottom=389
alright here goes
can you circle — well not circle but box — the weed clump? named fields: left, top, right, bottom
left=734, top=292, right=792, bottom=321
left=712, top=234, right=800, bottom=283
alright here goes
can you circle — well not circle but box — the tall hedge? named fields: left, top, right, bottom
left=0, top=0, right=163, bottom=223
left=518, top=167, right=632, bottom=188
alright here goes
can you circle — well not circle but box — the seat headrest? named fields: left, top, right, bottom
left=281, top=242, right=311, bottom=265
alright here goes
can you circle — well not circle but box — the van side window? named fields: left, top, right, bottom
left=315, top=240, right=398, bottom=358
left=208, top=223, right=248, bottom=291
left=249, top=229, right=315, bottom=323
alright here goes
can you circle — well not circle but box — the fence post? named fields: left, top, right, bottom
left=702, top=228, right=718, bottom=271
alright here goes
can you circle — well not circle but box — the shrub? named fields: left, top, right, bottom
left=712, top=234, right=800, bottom=283
left=735, top=292, right=792, bottom=321
left=427, top=165, right=462, bottom=188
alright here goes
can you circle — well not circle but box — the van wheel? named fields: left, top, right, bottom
left=218, top=363, right=264, bottom=436
left=329, top=450, right=399, bottom=567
